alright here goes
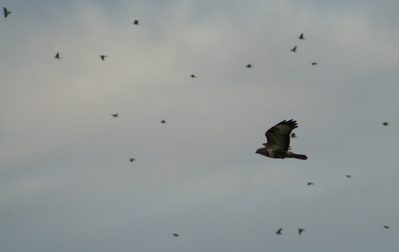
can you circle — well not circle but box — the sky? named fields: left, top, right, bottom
left=1, top=0, right=399, bottom=251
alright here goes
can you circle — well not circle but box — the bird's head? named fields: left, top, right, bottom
left=256, top=147, right=269, bottom=156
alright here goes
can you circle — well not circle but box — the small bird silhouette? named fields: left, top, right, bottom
left=291, top=133, right=297, bottom=138
left=382, top=122, right=389, bottom=126
left=100, top=55, right=107, bottom=61
left=311, top=62, right=318, bottom=65
left=130, top=158, right=136, bottom=162
left=298, top=228, right=305, bottom=235
left=246, top=64, right=252, bottom=68
left=307, top=182, right=314, bottom=186
left=3, top=7, right=11, bottom=18
left=291, top=46, right=297, bottom=52
left=191, top=74, right=196, bottom=78
left=161, top=120, right=166, bottom=124
left=276, top=228, right=283, bottom=235
left=111, top=113, right=118, bottom=117
left=298, top=33, right=305, bottom=40
left=54, top=53, right=61, bottom=59
left=173, top=233, right=179, bottom=237
left=384, top=226, right=390, bottom=229
left=346, top=175, right=352, bottom=178
left=133, top=19, right=139, bottom=25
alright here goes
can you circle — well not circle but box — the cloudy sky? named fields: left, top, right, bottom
left=2, top=0, right=399, bottom=251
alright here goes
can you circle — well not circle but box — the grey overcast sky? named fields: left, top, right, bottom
left=1, top=0, right=399, bottom=251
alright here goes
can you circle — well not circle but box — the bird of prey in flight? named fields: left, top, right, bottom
left=133, top=19, right=139, bottom=25
left=256, top=119, right=307, bottom=160
left=307, top=182, right=314, bottom=186
left=3, top=7, right=11, bottom=18
left=298, top=33, right=305, bottom=40
left=191, top=74, right=196, bottom=78
left=291, top=46, right=297, bottom=52
left=54, top=53, right=61, bottom=59
left=298, top=228, right=305, bottom=235
left=382, top=122, right=389, bottom=126
left=130, top=158, right=136, bottom=162
left=111, top=113, right=118, bottom=117
left=311, top=62, right=318, bottom=65
left=100, top=55, right=107, bottom=61
left=276, top=228, right=283, bottom=235
left=173, top=233, right=179, bottom=237
left=161, top=120, right=166, bottom=124
left=246, top=64, right=252, bottom=68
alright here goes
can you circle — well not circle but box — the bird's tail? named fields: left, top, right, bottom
left=288, top=152, right=307, bottom=160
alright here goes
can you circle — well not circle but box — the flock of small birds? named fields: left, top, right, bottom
left=3, top=6, right=392, bottom=242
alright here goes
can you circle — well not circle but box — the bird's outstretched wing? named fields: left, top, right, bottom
left=265, top=119, right=298, bottom=151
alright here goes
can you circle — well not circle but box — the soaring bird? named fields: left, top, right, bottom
left=191, top=74, right=196, bottom=78
left=291, top=46, right=297, bottom=52
left=133, top=19, right=139, bottom=25
left=130, top=158, right=136, bottom=162
left=173, top=233, right=179, bottom=237
left=256, top=120, right=307, bottom=160
left=246, top=64, right=252, bottom=68
left=298, top=228, right=305, bottom=235
left=3, top=7, right=10, bottom=18
left=298, top=33, right=305, bottom=40
left=54, top=53, right=61, bottom=59
left=382, top=122, right=389, bottom=126
left=276, top=228, right=283, bottom=235
left=307, top=182, right=314, bottom=186
left=384, top=226, right=390, bottom=229
left=111, top=113, right=118, bottom=117
left=161, top=120, right=166, bottom=124
left=100, top=55, right=107, bottom=61
left=311, top=62, right=318, bottom=65
left=346, top=175, right=352, bottom=178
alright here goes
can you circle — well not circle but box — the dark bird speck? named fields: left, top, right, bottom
left=298, top=33, right=305, bottom=40
left=111, top=113, right=118, bottom=117
left=276, top=228, right=282, bottom=235
left=291, top=46, right=297, bottom=52
left=3, top=7, right=11, bottom=18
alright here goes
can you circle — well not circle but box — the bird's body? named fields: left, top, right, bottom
left=3, top=7, right=10, bottom=18
left=346, top=175, right=352, bottom=178
left=291, top=133, right=297, bottom=138
left=173, top=233, right=179, bottom=237
left=276, top=228, right=283, bottom=235
left=133, top=19, right=139, bottom=25
left=246, top=64, right=252, bottom=68
left=161, top=120, right=166, bottom=124
left=100, top=55, right=107, bottom=61
left=311, top=62, right=318, bottom=65
left=383, top=122, right=389, bottom=126
left=256, top=119, right=307, bottom=160
left=298, top=228, right=305, bottom=235
left=54, top=53, right=61, bottom=59
left=191, top=74, right=196, bottom=78
left=130, top=158, right=136, bottom=162
left=384, top=226, right=390, bottom=229
left=298, top=33, right=305, bottom=40
left=291, top=46, right=297, bottom=52
left=307, top=182, right=314, bottom=186
left=111, top=113, right=118, bottom=117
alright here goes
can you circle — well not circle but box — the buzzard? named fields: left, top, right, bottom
left=256, top=119, right=307, bottom=160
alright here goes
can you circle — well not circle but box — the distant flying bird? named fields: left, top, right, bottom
left=298, top=228, right=305, bottom=235
left=276, top=228, right=283, bottom=235
left=161, top=120, right=166, bottom=124
left=173, top=233, right=179, bottom=237
left=130, top=158, right=136, bottom=162
left=291, top=46, right=297, bottom=52
left=246, top=64, right=252, bottom=68
left=311, top=62, right=318, bottom=65
left=382, top=122, right=389, bottom=126
left=256, top=120, right=307, bottom=160
left=111, top=113, right=118, bottom=117
left=100, top=55, right=107, bottom=61
left=3, top=7, right=10, bottom=18
left=133, top=19, right=139, bottom=25
left=298, top=33, right=305, bottom=40
left=384, top=226, right=390, bottom=229
left=191, top=74, right=196, bottom=78
left=346, top=175, right=352, bottom=178
left=307, top=182, right=314, bottom=186
left=54, top=53, right=61, bottom=59
left=291, top=133, right=297, bottom=138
